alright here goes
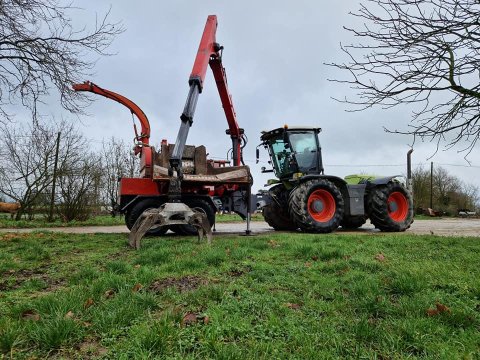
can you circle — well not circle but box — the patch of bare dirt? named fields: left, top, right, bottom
left=77, top=339, right=108, bottom=358
left=0, top=232, right=40, bottom=241
left=149, top=275, right=207, bottom=293
left=228, top=265, right=252, bottom=277
left=0, top=267, right=65, bottom=292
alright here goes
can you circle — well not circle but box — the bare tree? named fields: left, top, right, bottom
left=0, top=120, right=86, bottom=219
left=57, top=154, right=102, bottom=221
left=458, top=182, right=479, bottom=210
left=328, top=0, right=480, bottom=155
left=100, top=137, right=138, bottom=215
left=412, top=165, right=478, bottom=213
left=411, top=166, right=430, bottom=208
left=0, top=0, right=123, bottom=122
left=433, top=167, right=457, bottom=206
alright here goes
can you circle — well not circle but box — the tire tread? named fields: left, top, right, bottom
left=288, top=179, right=344, bottom=233
left=367, top=182, right=414, bottom=232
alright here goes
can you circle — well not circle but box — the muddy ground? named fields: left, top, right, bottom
left=1, top=218, right=479, bottom=237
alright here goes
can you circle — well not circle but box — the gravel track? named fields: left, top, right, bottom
left=1, top=218, right=479, bottom=237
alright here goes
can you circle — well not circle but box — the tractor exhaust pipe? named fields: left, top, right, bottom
left=407, top=149, right=413, bottom=196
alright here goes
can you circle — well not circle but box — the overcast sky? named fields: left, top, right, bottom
left=65, top=1, right=479, bottom=192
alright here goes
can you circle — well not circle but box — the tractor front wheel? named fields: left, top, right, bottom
left=262, top=184, right=297, bottom=231
left=367, top=182, right=414, bottom=232
left=125, top=198, right=168, bottom=236
left=289, top=179, right=344, bottom=233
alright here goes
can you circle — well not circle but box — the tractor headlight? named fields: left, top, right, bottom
left=266, top=179, right=280, bottom=186
left=292, top=172, right=303, bottom=180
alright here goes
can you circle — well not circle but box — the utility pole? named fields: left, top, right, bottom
left=430, top=161, right=433, bottom=209
left=48, top=132, right=61, bottom=222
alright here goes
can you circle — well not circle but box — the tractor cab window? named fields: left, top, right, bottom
left=268, top=138, right=296, bottom=178
left=288, top=131, right=318, bottom=173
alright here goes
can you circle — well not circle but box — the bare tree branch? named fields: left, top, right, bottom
left=327, top=0, right=480, bottom=156
left=0, top=0, right=123, bottom=123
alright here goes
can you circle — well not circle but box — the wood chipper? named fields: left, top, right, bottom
left=74, top=15, right=252, bottom=248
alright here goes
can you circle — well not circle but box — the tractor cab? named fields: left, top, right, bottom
left=258, top=126, right=324, bottom=179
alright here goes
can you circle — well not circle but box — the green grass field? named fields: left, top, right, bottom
left=0, top=213, right=263, bottom=229
left=0, top=231, right=479, bottom=359
left=0, top=215, right=126, bottom=229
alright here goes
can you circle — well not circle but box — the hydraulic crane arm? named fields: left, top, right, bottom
left=72, top=81, right=151, bottom=155
left=171, top=15, right=244, bottom=174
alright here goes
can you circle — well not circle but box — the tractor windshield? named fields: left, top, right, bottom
left=288, top=131, right=319, bottom=173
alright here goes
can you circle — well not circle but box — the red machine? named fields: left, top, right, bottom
left=73, top=15, right=251, bottom=247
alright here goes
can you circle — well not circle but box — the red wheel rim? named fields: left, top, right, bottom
left=307, top=189, right=336, bottom=222
left=387, top=192, right=408, bottom=222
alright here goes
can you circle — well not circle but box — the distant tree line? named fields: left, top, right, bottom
left=412, top=166, right=479, bottom=215
left=0, top=121, right=138, bottom=221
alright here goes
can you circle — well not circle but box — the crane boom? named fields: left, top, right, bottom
left=171, top=14, right=243, bottom=176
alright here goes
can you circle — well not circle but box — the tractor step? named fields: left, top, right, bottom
left=128, top=202, right=212, bottom=249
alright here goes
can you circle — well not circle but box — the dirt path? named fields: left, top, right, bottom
left=1, top=218, right=479, bottom=237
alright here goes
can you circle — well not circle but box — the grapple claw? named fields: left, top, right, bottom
left=129, top=209, right=166, bottom=250
left=128, top=202, right=212, bottom=249
left=188, top=212, right=213, bottom=244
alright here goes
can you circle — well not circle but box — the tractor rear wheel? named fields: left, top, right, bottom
left=367, top=182, right=414, bottom=232
left=341, top=216, right=366, bottom=229
left=262, top=184, right=297, bottom=231
left=170, top=198, right=215, bottom=236
left=289, top=179, right=344, bottom=233
left=125, top=198, right=168, bottom=236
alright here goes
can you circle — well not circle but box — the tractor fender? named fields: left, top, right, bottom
left=368, top=175, right=405, bottom=186
left=295, top=174, right=348, bottom=193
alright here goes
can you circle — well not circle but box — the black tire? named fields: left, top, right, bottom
left=288, top=179, right=344, bottom=233
left=262, top=184, right=297, bottom=231
left=125, top=198, right=168, bottom=236
left=341, top=216, right=367, bottom=229
left=170, top=198, right=215, bottom=235
left=367, top=182, right=414, bottom=232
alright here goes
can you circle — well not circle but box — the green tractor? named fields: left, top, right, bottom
left=256, top=126, right=414, bottom=233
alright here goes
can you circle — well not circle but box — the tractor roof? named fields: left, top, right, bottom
left=260, top=126, right=321, bottom=141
